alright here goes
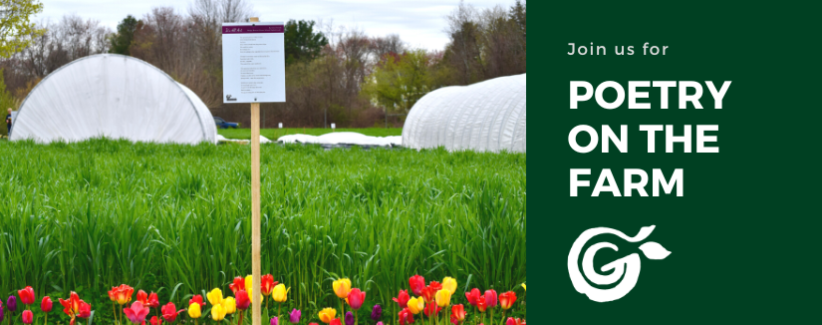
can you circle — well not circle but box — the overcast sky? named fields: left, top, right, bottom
left=35, top=0, right=516, bottom=50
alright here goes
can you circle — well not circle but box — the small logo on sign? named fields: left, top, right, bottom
left=226, top=94, right=237, bottom=101
left=568, top=225, right=671, bottom=302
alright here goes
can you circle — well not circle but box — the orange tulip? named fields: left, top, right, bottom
left=499, top=291, right=517, bottom=310
left=261, top=274, right=277, bottom=296
left=109, top=285, right=134, bottom=305
left=451, top=304, right=466, bottom=323
left=318, top=308, right=336, bottom=323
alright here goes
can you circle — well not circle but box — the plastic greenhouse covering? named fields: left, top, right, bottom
left=402, top=74, right=526, bottom=152
left=10, top=54, right=218, bottom=144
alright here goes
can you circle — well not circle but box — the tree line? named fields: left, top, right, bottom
left=1, top=0, right=525, bottom=128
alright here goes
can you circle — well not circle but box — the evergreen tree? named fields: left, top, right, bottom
left=109, top=15, right=140, bottom=55
left=284, top=20, right=328, bottom=66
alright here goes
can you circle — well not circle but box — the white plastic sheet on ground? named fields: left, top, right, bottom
left=216, top=134, right=272, bottom=144
left=10, top=54, right=218, bottom=144
left=402, top=74, right=526, bottom=152
left=278, top=132, right=401, bottom=147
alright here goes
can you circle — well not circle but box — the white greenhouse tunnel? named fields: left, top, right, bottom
left=10, top=54, right=218, bottom=144
left=402, top=74, right=526, bottom=152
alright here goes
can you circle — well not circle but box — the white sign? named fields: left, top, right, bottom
left=222, top=22, right=286, bottom=103
left=568, top=225, right=670, bottom=302
left=331, top=123, right=336, bottom=129
left=278, top=122, right=283, bottom=129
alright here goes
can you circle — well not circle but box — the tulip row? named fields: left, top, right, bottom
left=0, top=287, right=89, bottom=325
left=2, top=274, right=524, bottom=325
left=108, top=275, right=289, bottom=325
left=386, top=275, right=525, bottom=325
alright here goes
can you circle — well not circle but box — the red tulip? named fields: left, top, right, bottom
left=148, top=292, right=160, bottom=308
left=18, top=286, right=35, bottom=305
left=41, top=296, right=53, bottom=313
left=465, top=289, right=480, bottom=307
left=392, top=290, right=410, bottom=308
left=150, top=315, right=163, bottom=325
left=77, top=300, right=91, bottom=318
left=499, top=292, right=516, bottom=310
left=22, top=310, right=33, bottom=324
left=229, top=276, right=245, bottom=294
left=484, top=290, right=498, bottom=308
left=476, top=296, right=487, bottom=313
left=347, top=288, right=366, bottom=310
left=329, top=318, right=342, bottom=325
left=235, top=290, right=250, bottom=310
left=423, top=302, right=441, bottom=317
left=188, top=295, right=205, bottom=308
left=161, top=302, right=185, bottom=323
left=506, top=318, right=525, bottom=325
left=408, top=275, right=425, bottom=296
left=59, top=292, right=82, bottom=317
left=261, top=274, right=278, bottom=296
left=428, top=282, right=442, bottom=293
left=451, top=304, right=466, bottom=323
left=137, top=290, right=148, bottom=305
left=420, top=287, right=435, bottom=303
left=398, top=308, right=415, bottom=325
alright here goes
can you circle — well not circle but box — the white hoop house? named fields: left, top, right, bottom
left=402, top=74, right=526, bottom=152
left=10, top=54, right=218, bottom=144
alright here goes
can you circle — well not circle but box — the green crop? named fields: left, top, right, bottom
left=0, top=138, right=525, bottom=324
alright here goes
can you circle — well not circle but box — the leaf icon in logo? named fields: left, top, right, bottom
left=639, top=242, right=671, bottom=260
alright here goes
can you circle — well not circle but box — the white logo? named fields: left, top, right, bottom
left=568, top=225, right=671, bottom=302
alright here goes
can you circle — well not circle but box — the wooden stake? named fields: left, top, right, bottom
left=251, top=102, right=261, bottom=325
left=249, top=17, right=261, bottom=324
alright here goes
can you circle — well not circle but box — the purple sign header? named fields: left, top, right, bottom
left=222, top=25, right=284, bottom=34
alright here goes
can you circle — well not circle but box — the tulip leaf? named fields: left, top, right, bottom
left=639, top=242, right=671, bottom=260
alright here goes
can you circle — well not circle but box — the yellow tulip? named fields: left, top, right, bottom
left=207, top=288, right=223, bottom=306
left=272, top=283, right=289, bottom=303
left=245, top=275, right=254, bottom=296
left=318, top=307, right=336, bottom=323
left=222, top=297, right=236, bottom=314
left=435, top=289, right=451, bottom=307
left=332, top=278, right=352, bottom=299
left=244, top=275, right=265, bottom=303
left=188, top=303, right=201, bottom=319
left=522, top=283, right=526, bottom=291
left=442, top=277, right=457, bottom=295
left=211, top=303, right=226, bottom=321
left=406, top=297, right=424, bottom=315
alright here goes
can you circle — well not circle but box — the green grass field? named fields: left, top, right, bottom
left=0, top=139, right=525, bottom=324
left=218, top=127, right=404, bottom=140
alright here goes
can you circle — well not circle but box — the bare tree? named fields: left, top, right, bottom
left=478, top=5, right=525, bottom=78
left=370, top=34, right=405, bottom=61
left=220, top=0, right=254, bottom=23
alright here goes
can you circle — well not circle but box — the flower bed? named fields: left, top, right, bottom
left=2, top=275, right=524, bottom=325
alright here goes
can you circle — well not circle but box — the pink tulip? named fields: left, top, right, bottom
left=123, top=301, right=150, bottom=324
